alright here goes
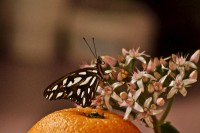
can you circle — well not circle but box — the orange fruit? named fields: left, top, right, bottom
left=28, top=107, right=141, bottom=133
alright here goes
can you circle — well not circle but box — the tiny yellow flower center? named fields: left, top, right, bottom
left=121, top=69, right=128, bottom=78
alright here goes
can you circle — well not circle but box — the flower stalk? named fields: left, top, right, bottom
left=158, top=96, right=175, bottom=125
left=152, top=116, right=161, bottom=133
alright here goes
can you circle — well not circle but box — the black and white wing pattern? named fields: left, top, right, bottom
left=43, top=67, right=103, bottom=107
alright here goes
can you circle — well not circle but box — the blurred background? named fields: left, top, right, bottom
left=0, top=0, right=200, bottom=132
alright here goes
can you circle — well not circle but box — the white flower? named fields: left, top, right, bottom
left=174, top=54, right=197, bottom=72
left=101, top=82, right=124, bottom=110
left=118, top=89, right=144, bottom=120
left=152, top=81, right=166, bottom=103
left=131, top=70, right=156, bottom=92
left=150, top=71, right=170, bottom=102
left=136, top=97, right=163, bottom=128
left=167, top=74, right=197, bottom=99
left=122, top=48, right=149, bottom=65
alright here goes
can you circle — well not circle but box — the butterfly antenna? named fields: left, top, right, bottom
left=83, top=37, right=97, bottom=59
left=92, top=37, right=98, bottom=58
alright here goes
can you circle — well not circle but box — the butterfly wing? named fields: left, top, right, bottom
left=43, top=67, right=101, bottom=107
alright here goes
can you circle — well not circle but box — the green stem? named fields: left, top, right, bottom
left=153, top=127, right=160, bottom=133
left=152, top=97, right=175, bottom=133
left=152, top=116, right=161, bottom=133
left=158, top=96, right=175, bottom=125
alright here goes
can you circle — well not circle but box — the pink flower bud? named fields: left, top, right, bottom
left=147, top=59, right=155, bottom=72
left=148, top=84, right=154, bottom=93
left=117, top=72, right=123, bottom=81
left=102, top=56, right=117, bottom=67
left=150, top=104, right=157, bottom=110
left=184, top=62, right=190, bottom=71
left=171, top=54, right=177, bottom=62
left=156, top=98, right=165, bottom=106
left=127, top=83, right=136, bottom=93
left=122, top=48, right=128, bottom=56
left=169, top=60, right=176, bottom=71
left=189, top=70, right=198, bottom=80
left=154, top=57, right=160, bottom=67
left=190, top=49, right=200, bottom=64
left=160, top=57, right=167, bottom=66
left=142, top=63, right=147, bottom=70
left=154, top=72, right=161, bottom=79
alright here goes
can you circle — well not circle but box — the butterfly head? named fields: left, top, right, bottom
left=96, top=56, right=105, bottom=65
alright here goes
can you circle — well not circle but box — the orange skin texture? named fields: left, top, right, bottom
left=28, top=108, right=141, bottom=133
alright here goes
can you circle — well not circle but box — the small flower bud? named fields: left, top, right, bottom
left=169, top=60, right=176, bottom=71
left=147, top=59, right=155, bottom=72
left=150, top=104, right=157, bottom=110
left=120, top=92, right=128, bottom=100
left=148, top=84, right=154, bottom=93
left=154, top=57, right=160, bottom=67
left=184, top=62, right=190, bottom=71
left=142, top=63, right=147, bottom=70
left=190, top=49, right=200, bottom=64
left=154, top=72, right=161, bottom=79
left=127, top=83, right=136, bottom=93
left=160, top=57, right=167, bottom=66
left=122, top=48, right=128, bottom=56
left=102, top=56, right=117, bottom=67
left=156, top=98, right=165, bottom=106
left=189, top=70, right=198, bottom=80
left=171, top=54, right=177, bottom=62
left=117, top=73, right=123, bottom=81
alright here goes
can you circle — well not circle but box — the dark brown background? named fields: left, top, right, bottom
left=0, top=1, right=200, bottom=133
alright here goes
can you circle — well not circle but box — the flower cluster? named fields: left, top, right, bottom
left=89, top=48, right=199, bottom=128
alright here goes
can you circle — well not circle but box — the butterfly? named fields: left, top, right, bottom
left=43, top=38, right=106, bottom=107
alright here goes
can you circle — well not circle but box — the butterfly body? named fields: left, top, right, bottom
left=44, top=57, right=105, bottom=107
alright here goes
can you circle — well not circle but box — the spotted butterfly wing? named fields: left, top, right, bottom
left=43, top=57, right=105, bottom=107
